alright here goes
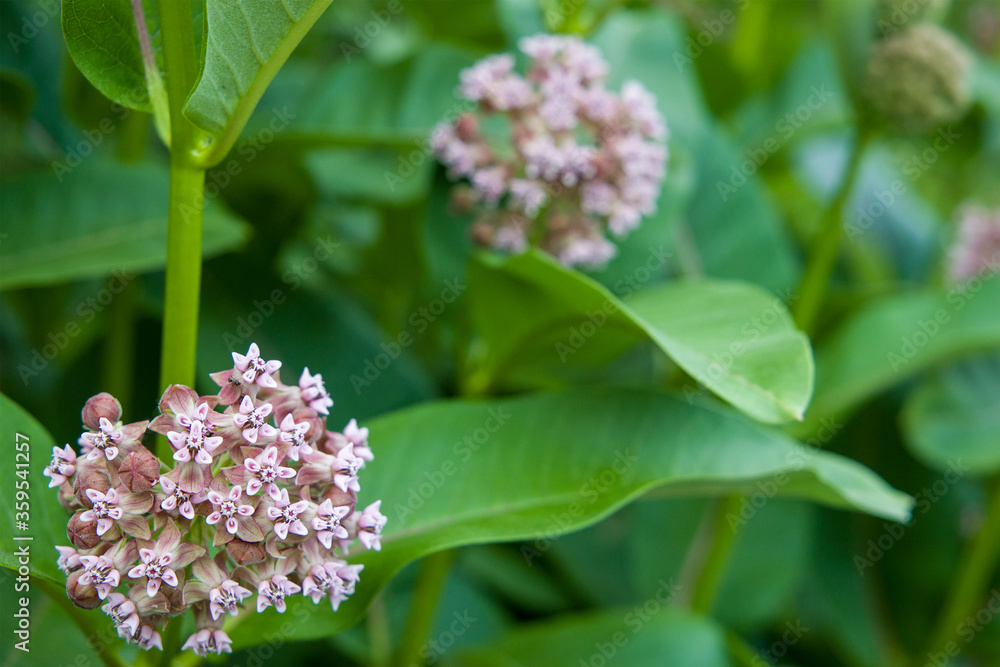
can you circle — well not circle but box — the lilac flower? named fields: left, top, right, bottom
left=210, top=579, right=252, bottom=620
left=182, top=629, right=233, bottom=656
left=332, top=444, right=363, bottom=494
left=149, top=385, right=221, bottom=436
left=277, top=413, right=313, bottom=461
left=158, top=475, right=207, bottom=520
left=78, top=553, right=121, bottom=599
left=79, top=487, right=152, bottom=539
left=128, top=625, right=163, bottom=651
left=79, top=417, right=124, bottom=462
left=43, top=444, right=77, bottom=487
left=206, top=485, right=256, bottom=535
left=265, top=489, right=309, bottom=540
left=299, top=367, right=333, bottom=415
left=432, top=34, right=668, bottom=268
left=127, top=521, right=204, bottom=598
left=184, top=554, right=253, bottom=621
left=55, top=545, right=82, bottom=574
left=168, top=419, right=223, bottom=465
left=343, top=419, right=373, bottom=462
left=257, top=573, right=301, bottom=613
left=302, top=559, right=363, bottom=611
left=356, top=501, right=387, bottom=552
left=101, top=592, right=140, bottom=638
left=233, top=396, right=277, bottom=444
left=211, top=343, right=281, bottom=404
left=312, top=498, right=351, bottom=549
left=243, top=446, right=296, bottom=500
left=948, top=204, right=1000, bottom=283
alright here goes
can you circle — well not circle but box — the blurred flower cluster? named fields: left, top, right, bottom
left=44, top=344, right=386, bottom=657
left=948, top=204, right=1000, bottom=283
left=431, top=34, right=668, bottom=268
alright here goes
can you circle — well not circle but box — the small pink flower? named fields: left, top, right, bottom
left=43, top=444, right=76, bottom=487
left=265, top=489, right=309, bottom=540
left=158, top=475, right=207, bottom=520
left=167, top=419, right=223, bottom=464
left=206, top=485, right=255, bottom=535
left=209, top=580, right=252, bottom=620
left=101, top=592, right=140, bottom=638
left=127, top=521, right=204, bottom=598
left=182, top=629, right=233, bottom=656
left=78, top=553, right=120, bottom=599
left=234, top=343, right=281, bottom=389
left=233, top=396, right=277, bottom=444
left=244, top=446, right=295, bottom=500
left=302, top=560, right=363, bottom=611
left=312, top=498, right=351, bottom=549
left=80, top=417, right=124, bottom=461
left=256, top=574, right=301, bottom=613
left=332, top=444, right=363, bottom=494
left=128, top=625, right=163, bottom=651
left=299, top=367, right=333, bottom=415
left=357, top=500, right=387, bottom=552
left=343, top=419, right=373, bottom=462
left=55, top=545, right=82, bottom=574
left=78, top=486, right=153, bottom=539
left=277, top=413, right=313, bottom=461
left=80, top=488, right=124, bottom=536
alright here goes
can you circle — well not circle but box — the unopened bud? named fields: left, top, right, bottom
left=118, top=449, right=160, bottom=493
left=68, top=511, right=102, bottom=549
left=226, top=539, right=265, bottom=565
left=81, top=392, right=123, bottom=430
left=75, top=468, right=111, bottom=508
left=865, top=23, right=973, bottom=131
left=322, top=486, right=357, bottom=515
left=66, top=570, right=101, bottom=609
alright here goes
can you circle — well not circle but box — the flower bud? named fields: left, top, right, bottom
left=226, top=539, right=265, bottom=565
left=322, top=486, right=357, bottom=515
left=865, top=23, right=973, bottom=131
left=66, top=570, right=101, bottom=609
left=68, top=511, right=102, bottom=549
left=82, top=393, right=123, bottom=431
left=74, top=468, right=111, bottom=508
left=118, top=449, right=160, bottom=493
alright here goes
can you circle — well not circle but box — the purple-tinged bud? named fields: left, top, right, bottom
left=68, top=511, right=102, bottom=549
left=82, top=393, right=123, bottom=431
left=118, top=449, right=160, bottom=493
left=74, top=469, right=110, bottom=509
left=226, top=539, right=265, bottom=565
left=66, top=570, right=102, bottom=609
left=322, top=486, right=357, bottom=514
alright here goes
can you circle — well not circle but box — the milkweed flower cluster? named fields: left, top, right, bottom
left=431, top=34, right=668, bottom=269
left=45, top=344, right=386, bottom=657
left=947, top=204, right=1000, bottom=283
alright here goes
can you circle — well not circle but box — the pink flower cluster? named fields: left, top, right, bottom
left=45, top=343, right=386, bottom=657
left=431, top=34, right=668, bottom=269
left=947, top=204, right=1000, bottom=283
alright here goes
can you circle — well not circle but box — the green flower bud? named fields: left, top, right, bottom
left=865, top=23, right=973, bottom=132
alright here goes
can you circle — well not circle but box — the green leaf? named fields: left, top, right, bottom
left=229, top=389, right=910, bottom=644
left=800, top=277, right=1000, bottom=435
left=0, top=393, right=66, bottom=584
left=184, top=0, right=333, bottom=162
left=442, top=607, right=733, bottom=667
left=62, top=0, right=150, bottom=112
left=470, top=250, right=814, bottom=423
left=902, top=355, right=1000, bottom=475
left=0, top=161, right=249, bottom=289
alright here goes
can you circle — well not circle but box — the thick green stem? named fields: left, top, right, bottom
left=925, top=478, right=1000, bottom=662
left=367, top=593, right=393, bottom=667
left=689, top=495, right=743, bottom=614
left=792, top=130, right=870, bottom=334
left=396, top=551, right=456, bottom=666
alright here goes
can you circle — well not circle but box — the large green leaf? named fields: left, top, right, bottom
left=0, top=161, right=249, bottom=289
left=470, top=250, right=814, bottom=424
left=442, top=608, right=734, bottom=667
left=229, top=389, right=910, bottom=644
left=184, top=0, right=333, bottom=158
left=61, top=0, right=150, bottom=112
left=0, top=394, right=66, bottom=584
left=902, top=355, right=1000, bottom=475
left=799, top=277, right=1000, bottom=435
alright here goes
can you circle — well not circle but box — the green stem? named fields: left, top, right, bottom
left=115, top=111, right=150, bottom=163
left=102, top=285, right=135, bottom=413
left=396, top=551, right=456, bottom=667
left=791, top=130, right=870, bottom=334
left=688, top=495, right=743, bottom=615
left=367, top=593, right=392, bottom=667
left=925, top=477, right=1000, bottom=661
left=157, top=616, right=183, bottom=667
